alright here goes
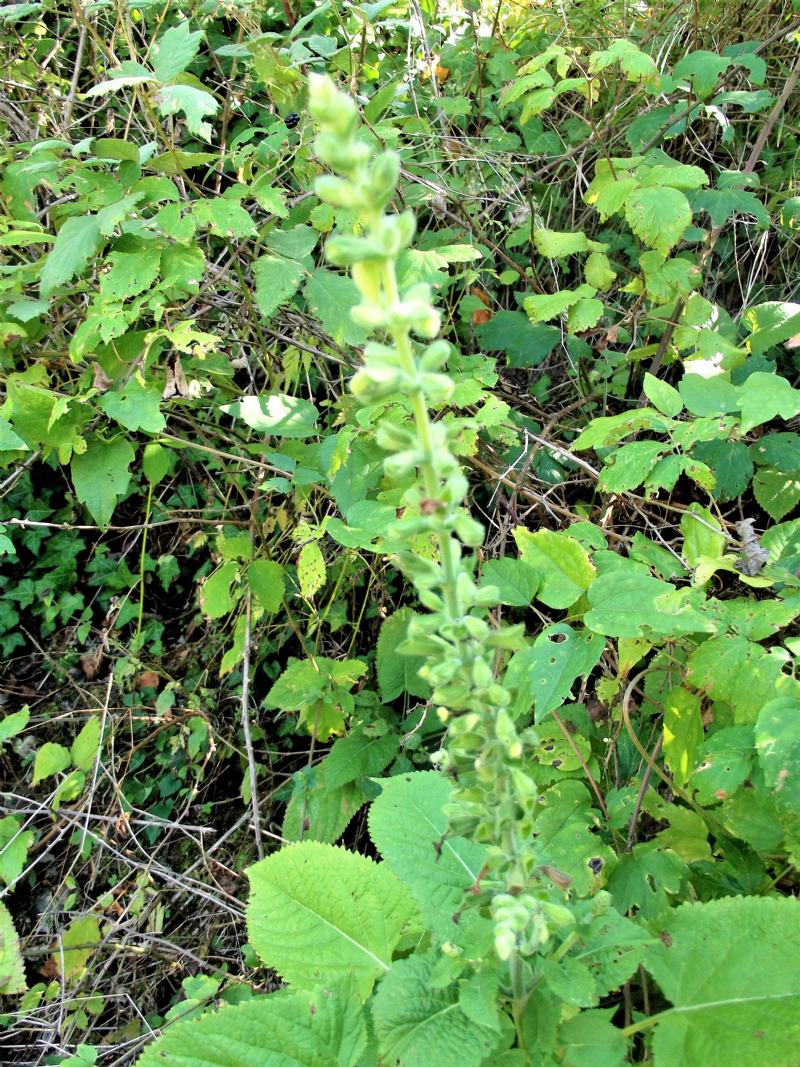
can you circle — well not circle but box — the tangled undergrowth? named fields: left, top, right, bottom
left=1, top=0, right=800, bottom=1064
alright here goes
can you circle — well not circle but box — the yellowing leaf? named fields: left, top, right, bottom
left=53, top=914, right=101, bottom=982
left=298, top=541, right=326, bottom=598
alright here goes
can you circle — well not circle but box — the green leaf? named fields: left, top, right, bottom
left=558, top=1009, right=627, bottom=1067
left=608, top=843, right=686, bottom=919
left=691, top=726, right=754, bottom=804
left=223, top=394, right=319, bottom=438
left=524, top=284, right=597, bottom=325
left=645, top=896, right=800, bottom=1065
left=744, top=302, right=800, bottom=356
left=663, top=688, right=703, bottom=790
left=282, top=773, right=365, bottom=844
left=673, top=50, right=729, bottom=98
left=85, top=61, right=155, bottom=97
left=71, top=437, right=135, bottom=528
left=297, top=541, right=326, bottom=598
left=692, top=440, right=753, bottom=501
left=0, top=816, right=34, bottom=886
left=152, top=22, right=203, bottom=83
left=585, top=570, right=713, bottom=638
left=753, top=467, right=800, bottom=521
left=135, top=979, right=367, bottom=1067
left=678, top=371, right=740, bottom=416
left=99, top=249, right=161, bottom=301
left=737, top=371, right=800, bottom=433
left=0, top=706, right=29, bottom=745
left=533, top=228, right=590, bottom=257
left=0, top=901, right=26, bottom=994
left=506, top=624, right=604, bottom=721
left=372, top=950, right=498, bottom=1067
left=755, top=697, right=800, bottom=818
left=368, top=772, right=486, bottom=934
left=246, top=841, right=418, bottom=996
left=161, top=244, right=206, bottom=292
left=680, top=504, right=726, bottom=567
left=625, top=186, right=692, bottom=254
left=475, top=312, right=560, bottom=369
left=514, top=528, right=596, bottom=609
left=534, top=781, right=616, bottom=896
left=304, top=268, right=368, bottom=346
left=376, top=609, right=431, bottom=701
left=32, top=741, right=71, bottom=785
left=567, top=296, right=604, bottom=334
left=56, top=914, right=100, bottom=981
left=322, top=730, right=400, bottom=792
left=692, top=187, right=769, bottom=228
left=40, top=216, right=103, bottom=296
left=142, top=442, right=169, bottom=486
left=598, top=440, right=668, bottom=492
left=71, top=717, right=101, bottom=772
left=156, top=84, right=218, bottom=141
left=193, top=197, right=256, bottom=238
left=643, top=373, right=683, bottom=417
left=584, top=251, right=617, bottom=290
left=686, top=635, right=795, bottom=724
left=99, top=379, right=165, bottom=434
left=247, top=559, right=284, bottom=613
left=201, top=560, right=240, bottom=619
left=753, top=432, right=800, bottom=473
left=480, top=557, right=539, bottom=606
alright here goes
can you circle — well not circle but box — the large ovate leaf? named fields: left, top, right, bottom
left=40, top=216, right=103, bottom=296
left=376, top=608, right=430, bottom=701
left=368, top=771, right=486, bottom=934
left=645, top=896, right=800, bottom=1065
left=71, top=437, right=135, bottom=528
left=246, top=842, right=418, bottom=996
left=506, top=624, right=604, bottom=720
left=514, top=528, right=595, bottom=609
left=135, top=978, right=367, bottom=1067
left=372, top=950, right=499, bottom=1067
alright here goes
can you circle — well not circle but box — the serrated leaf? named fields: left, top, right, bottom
left=71, top=716, right=101, bottom=772
left=246, top=842, right=418, bottom=996
left=372, top=951, right=498, bottom=1067
left=479, top=557, right=539, bottom=606
left=506, top=624, right=604, bottom=720
left=744, top=302, right=800, bottom=356
left=753, top=467, right=800, bottom=521
left=298, top=541, right=326, bottom=598
left=0, top=901, right=26, bottom=994
left=155, top=84, right=218, bottom=140
left=40, top=216, right=103, bottom=296
left=558, top=1009, right=627, bottom=1067
left=248, top=559, right=284, bottom=613
left=282, top=775, right=365, bottom=844
left=252, top=255, right=305, bottom=318
left=322, top=730, right=400, bottom=792
left=608, top=843, right=686, bottom=919
left=304, top=268, right=368, bottom=346
left=193, top=197, right=256, bottom=238
left=645, top=896, right=800, bottom=1065
left=567, top=296, right=604, bottom=333
left=376, top=609, right=430, bottom=701
left=598, top=440, right=668, bottom=492
left=161, top=244, right=205, bottom=291
left=625, top=186, right=692, bottom=254
left=475, top=312, right=560, bottom=368
left=135, top=979, right=367, bottom=1067
left=151, top=23, right=203, bottom=83
left=71, top=437, right=135, bottom=528
left=368, top=772, right=486, bottom=933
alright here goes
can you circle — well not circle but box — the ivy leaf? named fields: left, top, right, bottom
left=608, top=842, right=687, bottom=919
left=625, top=186, right=692, bottom=254
left=71, top=437, right=135, bottom=528
left=372, top=950, right=498, bottom=1067
left=506, top=624, right=604, bottom=721
left=376, top=608, right=430, bottom=701
left=40, top=216, right=103, bottom=297
left=135, top=978, right=367, bottom=1067
left=514, top=528, right=596, bottom=609
left=247, top=559, right=284, bottom=613
left=304, top=268, right=368, bottom=346
left=368, top=772, right=486, bottom=934
left=0, top=902, right=26, bottom=994
left=99, top=379, right=165, bottom=434
left=151, top=23, right=203, bottom=83
left=246, top=841, right=418, bottom=997
left=645, top=896, right=800, bottom=1065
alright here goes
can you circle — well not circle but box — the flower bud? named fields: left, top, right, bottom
left=368, top=151, right=401, bottom=207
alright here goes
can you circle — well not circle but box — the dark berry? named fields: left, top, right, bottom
left=285, top=112, right=300, bottom=129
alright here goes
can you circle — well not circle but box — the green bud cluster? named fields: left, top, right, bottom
left=308, top=74, right=566, bottom=959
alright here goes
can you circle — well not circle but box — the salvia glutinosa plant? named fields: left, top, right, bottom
left=308, top=73, right=574, bottom=968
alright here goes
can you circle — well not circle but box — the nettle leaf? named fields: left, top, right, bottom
left=645, top=896, right=800, bottom=1065
left=533, top=228, right=589, bottom=257
left=223, top=394, right=319, bottom=437
left=0, top=900, right=26, bottom=994
left=247, top=559, right=285, bottom=613
left=246, top=841, right=418, bottom=997
left=71, top=437, right=135, bottom=527
left=368, top=772, right=486, bottom=934
left=135, top=978, right=367, bottom=1067
left=376, top=608, right=430, bottom=701
left=625, top=186, right=692, bottom=254
left=151, top=22, right=204, bottom=83
left=40, top=216, right=103, bottom=296
left=304, top=268, right=368, bottom=346
left=753, top=467, right=800, bottom=521
left=155, top=84, right=218, bottom=141
left=252, top=255, right=305, bottom=318
left=322, top=729, right=399, bottom=792
left=506, top=624, right=604, bottom=721
left=297, top=541, right=326, bottom=598
left=479, top=557, right=539, bottom=606
left=372, top=950, right=499, bottom=1067
left=514, top=528, right=596, bottom=609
